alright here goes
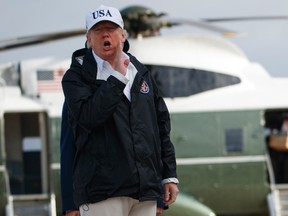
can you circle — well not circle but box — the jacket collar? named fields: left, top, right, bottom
left=72, top=48, right=149, bottom=85
left=81, top=49, right=99, bottom=84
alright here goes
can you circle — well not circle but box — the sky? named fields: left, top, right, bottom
left=1, top=0, right=288, bottom=77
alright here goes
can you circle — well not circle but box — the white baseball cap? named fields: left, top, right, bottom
left=86, top=5, right=124, bottom=32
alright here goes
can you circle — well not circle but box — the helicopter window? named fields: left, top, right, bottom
left=225, top=128, right=243, bottom=152
left=37, top=70, right=54, bottom=80
left=147, top=65, right=241, bottom=98
left=0, top=63, right=20, bottom=86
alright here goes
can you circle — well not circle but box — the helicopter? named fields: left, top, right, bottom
left=1, top=5, right=288, bottom=216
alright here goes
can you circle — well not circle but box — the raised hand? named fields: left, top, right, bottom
left=113, top=40, right=130, bottom=76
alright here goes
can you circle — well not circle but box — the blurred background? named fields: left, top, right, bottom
left=1, top=0, right=288, bottom=77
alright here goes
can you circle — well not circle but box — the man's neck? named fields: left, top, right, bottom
left=92, top=50, right=115, bottom=69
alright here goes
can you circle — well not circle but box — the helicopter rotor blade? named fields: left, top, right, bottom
left=0, top=29, right=86, bottom=51
left=151, top=15, right=288, bottom=37
left=154, top=17, right=240, bottom=37
left=203, top=15, right=288, bottom=22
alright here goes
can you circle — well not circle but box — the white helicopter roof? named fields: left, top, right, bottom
left=0, top=87, right=46, bottom=114
left=0, top=86, right=64, bottom=117
left=129, top=33, right=288, bottom=113
left=2, top=33, right=284, bottom=115
left=129, top=33, right=250, bottom=78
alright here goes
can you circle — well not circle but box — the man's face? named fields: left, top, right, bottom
left=87, top=21, right=126, bottom=63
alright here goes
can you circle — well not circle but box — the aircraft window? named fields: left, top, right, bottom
left=0, top=63, right=19, bottom=86
left=225, top=128, right=243, bottom=152
left=146, top=65, right=241, bottom=98
left=37, top=70, right=54, bottom=80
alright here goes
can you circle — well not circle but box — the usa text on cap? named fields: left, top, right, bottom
left=86, top=5, right=124, bottom=32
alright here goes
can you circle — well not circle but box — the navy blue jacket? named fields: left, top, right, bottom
left=60, top=41, right=131, bottom=213
left=60, top=101, right=167, bottom=213
left=60, top=41, right=174, bottom=211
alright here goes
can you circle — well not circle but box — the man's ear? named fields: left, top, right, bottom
left=86, top=30, right=94, bottom=48
left=121, top=29, right=127, bottom=43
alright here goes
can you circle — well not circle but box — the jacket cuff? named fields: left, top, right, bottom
left=162, top=177, right=179, bottom=185
left=107, top=75, right=126, bottom=90
left=111, top=70, right=129, bottom=85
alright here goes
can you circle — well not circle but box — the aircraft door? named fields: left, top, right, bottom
left=264, top=109, right=288, bottom=184
left=4, top=112, right=49, bottom=195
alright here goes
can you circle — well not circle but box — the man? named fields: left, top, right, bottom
left=61, top=5, right=178, bottom=216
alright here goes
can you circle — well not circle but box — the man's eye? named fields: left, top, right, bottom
left=93, top=27, right=117, bottom=32
left=108, top=27, right=117, bottom=32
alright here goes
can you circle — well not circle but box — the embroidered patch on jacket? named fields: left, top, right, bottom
left=140, top=81, right=149, bottom=94
left=75, top=56, right=84, bottom=65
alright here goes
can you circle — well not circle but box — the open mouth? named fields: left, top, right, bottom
left=104, top=41, right=111, bottom=47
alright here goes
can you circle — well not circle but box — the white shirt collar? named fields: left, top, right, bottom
left=92, top=50, right=105, bottom=73
left=92, top=50, right=130, bottom=73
